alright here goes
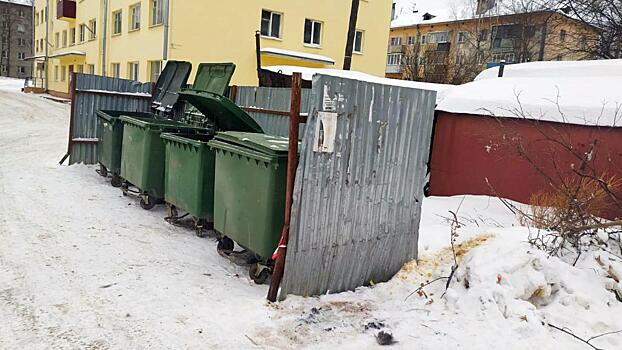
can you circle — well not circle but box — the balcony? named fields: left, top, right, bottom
left=388, top=45, right=405, bottom=54
left=57, top=0, right=76, bottom=21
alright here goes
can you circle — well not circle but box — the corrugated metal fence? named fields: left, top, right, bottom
left=234, top=86, right=311, bottom=137
left=68, top=73, right=153, bottom=165
left=280, top=74, right=437, bottom=298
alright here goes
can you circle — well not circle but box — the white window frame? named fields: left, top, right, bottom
left=112, top=10, right=122, bottom=35
left=89, top=19, right=97, bottom=40
left=111, top=63, right=120, bottom=78
left=386, top=53, right=402, bottom=66
left=69, top=27, right=75, bottom=45
left=79, top=24, right=86, bottom=42
left=304, top=19, right=322, bottom=46
left=128, top=61, right=139, bottom=81
left=389, top=36, right=402, bottom=46
left=130, top=4, right=141, bottom=31
left=260, top=10, right=282, bottom=39
left=149, top=60, right=162, bottom=82
left=150, top=0, right=163, bottom=26
left=458, top=31, right=468, bottom=43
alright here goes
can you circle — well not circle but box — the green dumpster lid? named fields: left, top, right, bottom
left=214, top=132, right=292, bottom=156
left=179, top=90, right=264, bottom=133
left=152, top=61, right=192, bottom=110
left=119, top=115, right=210, bottom=132
left=192, top=63, right=236, bottom=95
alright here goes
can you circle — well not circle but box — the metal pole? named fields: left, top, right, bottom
left=343, top=0, right=360, bottom=70
left=498, top=59, right=506, bottom=77
left=255, top=31, right=262, bottom=84
left=163, top=0, right=170, bottom=60
left=44, top=0, right=49, bottom=90
left=267, top=72, right=302, bottom=302
left=102, top=0, right=109, bottom=76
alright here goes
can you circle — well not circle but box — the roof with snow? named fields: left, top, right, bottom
left=436, top=60, right=622, bottom=127
left=263, top=65, right=452, bottom=102
left=260, top=48, right=335, bottom=65
left=0, top=0, right=33, bottom=6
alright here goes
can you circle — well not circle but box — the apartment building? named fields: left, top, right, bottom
left=0, top=0, right=32, bottom=79
left=386, top=9, right=598, bottom=84
left=33, top=0, right=392, bottom=97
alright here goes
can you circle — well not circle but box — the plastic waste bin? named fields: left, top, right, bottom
left=96, top=110, right=153, bottom=187
left=95, top=61, right=192, bottom=186
left=120, top=116, right=209, bottom=209
left=208, top=132, right=294, bottom=283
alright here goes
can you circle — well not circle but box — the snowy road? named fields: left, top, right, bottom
left=1, top=81, right=621, bottom=350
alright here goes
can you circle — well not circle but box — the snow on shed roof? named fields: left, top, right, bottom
left=436, top=60, right=622, bottom=127
left=263, top=65, right=452, bottom=102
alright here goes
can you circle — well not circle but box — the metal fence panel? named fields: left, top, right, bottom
left=69, top=74, right=153, bottom=165
left=234, top=86, right=311, bottom=137
left=280, top=74, right=436, bottom=298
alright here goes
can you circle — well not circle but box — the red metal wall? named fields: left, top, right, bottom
left=429, top=112, right=622, bottom=219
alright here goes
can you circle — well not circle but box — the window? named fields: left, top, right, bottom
left=458, top=31, right=468, bottom=43
left=79, top=24, right=86, bottom=42
left=491, top=52, right=515, bottom=63
left=580, top=36, right=588, bottom=50
left=150, top=0, right=163, bottom=26
left=407, top=36, right=415, bottom=45
left=89, top=19, right=97, bottom=40
left=1, top=50, right=7, bottom=58
left=386, top=53, right=402, bottom=66
left=54, top=66, right=59, bottom=81
left=61, top=66, right=66, bottom=81
left=149, top=60, right=162, bottom=82
left=62, top=30, right=67, bottom=47
left=18, top=38, right=26, bottom=46
left=560, top=29, right=567, bottom=42
left=354, top=30, right=364, bottom=53
left=478, top=29, right=489, bottom=41
left=389, top=36, right=402, bottom=46
left=36, top=40, right=39, bottom=52
left=77, top=64, right=83, bottom=73
left=41, top=10, right=44, bottom=24
left=130, top=4, right=141, bottom=31
left=421, top=35, right=427, bottom=44
left=260, top=10, right=281, bottom=38
left=70, top=28, right=75, bottom=45
left=2, top=22, right=7, bottom=30
left=18, top=9, right=25, bottom=17
left=304, top=19, right=322, bottom=46
left=88, top=64, right=95, bottom=74
left=18, top=66, right=26, bottom=74
left=55, top=32, right=60, bottom=48
left=17, top=52, right=26, bottom=60
left=128, top=62, right=139, bottom=81
left=1, top=65, right=6, bottom=73
left=112, top=10, right=122, bottom=35
left=426, top=31, right=449, bottom=44
left=111, top=63, right=120, bottom=78
left=17, top=24, right=25, bottom=33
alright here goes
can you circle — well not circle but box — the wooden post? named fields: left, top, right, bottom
left=267, top=72, right=302, bottom=302
left=59, top=71, right=77, bottom=165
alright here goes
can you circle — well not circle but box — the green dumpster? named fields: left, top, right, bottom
left=208, top=132, right=294, bottom=282
left=120, top=116, right=209, bottom=209
left=96, top=110, right=153, bottom=187
left=161, top=133, right=216, bottom=236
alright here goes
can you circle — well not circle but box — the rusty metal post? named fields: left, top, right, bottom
left=59, top=71, right=77, bottom=165
left=267, top=72, right=302, bottom=302
left=229, top=85, right=239, bottom=102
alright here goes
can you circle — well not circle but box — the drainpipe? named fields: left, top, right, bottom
left=163, top=0, right=170, bottom=60
left=44, top=0, right=49, bottom=90
left=102, top=0, right=108, bottom=76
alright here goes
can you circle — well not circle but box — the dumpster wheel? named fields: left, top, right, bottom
left=97, top=164, right=108, bottom=178
left=217, top=236, right=235, bottom=256
left=111, top=174, right=123, bottom=188
left=140, top=195, right=157, bottom=210
left=249, top=263, right=271, bottom=285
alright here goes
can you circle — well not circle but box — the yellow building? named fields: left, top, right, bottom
left=32, top=0, right=392, bottom=97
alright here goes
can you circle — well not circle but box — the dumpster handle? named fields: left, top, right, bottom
left=267, top=72, right=302, bottom=302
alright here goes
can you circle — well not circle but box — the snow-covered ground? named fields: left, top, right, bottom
left=1, top=77, right=621, bottom=349
left=0, top=77, right=24, bottom=93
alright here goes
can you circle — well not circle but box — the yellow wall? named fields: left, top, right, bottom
left=34, top=0, right=392, bottom=95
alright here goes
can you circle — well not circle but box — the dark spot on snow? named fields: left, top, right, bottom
left=364, top=321, right=386, bottom=330
left=311, top=307, right=320, bottom=315
left=376, top=331, right=396, bottom=346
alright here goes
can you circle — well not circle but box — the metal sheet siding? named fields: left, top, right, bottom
left=234, top=86, right=311, bottom=137
left=69, top=74, right=153, bottom=165
left=280, top=75, right=436, bottom=298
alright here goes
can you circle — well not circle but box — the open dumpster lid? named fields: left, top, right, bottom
left=192, top=63, right=236, bottom=95
left=214, top=132, right=291, bottom=156
left=179, top=90, right=264, bottom=133
left=152, top=61, right=193, bottom=111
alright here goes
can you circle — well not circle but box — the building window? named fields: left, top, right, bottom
left=17, top=24, right=25, bottom=33
left=354, top=30, right=364, bottom=53
left=304, top=19, right=322, bottom=46
left=149, top=60, right=162, bottom=82
left=70, top=28, right=75, bottom=45
left=77, top=64, right=83, bottom=73
left=111, top=63, right=120, bottom=78
left=386, top=53, right=402, bottom=66
left=260, top=10, right=281, bottom=39
left=61, top=66, right=66, bottom=81
left=112, top=10, right=122, bottom=35
left=426, top=31, right=449, bottom=44
left=580, top=36, right=588, bottom=50
left=560, top=29, right=567, bottom=42
left=17, top=52, right=26, bottom=60
left=54, top=66, right=59, bottom=81
left=89, top=19, right=97, bottom=40
left=407, top=36, right=415, bottom=45
left=150, top=0, right=163, bottom=26
left=18, top=38, right=26, bottom=46
left=55, top=32, right=60, bottom=48
left=79, top=24, right=86, bottom=42
left=458, top=31, right=468, bottom=43
left=35, top=40, right=39, bottom=52
left=18, top=9, right=25, bottom=17
left=88, top=64, right=95, bottom=74
left=62, top=30, right=68, bottom=47
left=1, top=65, right=7, bottom=73
left=491, top=52, right=515, bottom=63
left=130, top=4, right=141, bottom=31
left=1, top=50, right=7, bottom=58
left=390, top=36, right=402, bottom=46
left=128, top=61, right=139, bottom=81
